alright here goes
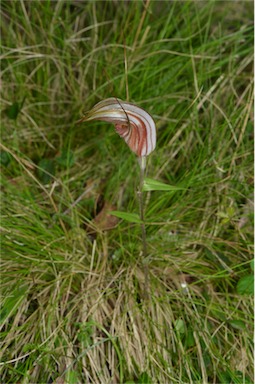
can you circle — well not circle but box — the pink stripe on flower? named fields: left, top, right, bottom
left=79, top=98, right=156, bottom=157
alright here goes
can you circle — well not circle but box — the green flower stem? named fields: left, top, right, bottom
left=138, top=156, right=149, bottom=299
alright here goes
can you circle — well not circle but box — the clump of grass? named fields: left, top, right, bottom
left=1, top=1, right=254, bottom=383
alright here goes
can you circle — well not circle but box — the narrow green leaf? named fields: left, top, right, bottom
left=0, top=285, right=27, bottom=324
left=236, top=275, right=254, bottom=295
left=175, top=318, right=185, bottom=334
left=143, top=177, right=184, bottom=192
left=110, top=211, right=142, bottom=223
left=185, top=329, right=195, bottom=347
left=229, top=320, right=246, bottom=330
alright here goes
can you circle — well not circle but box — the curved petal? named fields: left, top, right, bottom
left=79, top=98, right=156, bottom=157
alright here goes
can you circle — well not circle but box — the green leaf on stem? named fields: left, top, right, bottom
left=143, top=178, right=185, bottom=192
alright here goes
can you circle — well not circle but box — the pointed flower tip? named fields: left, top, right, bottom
left=80, top=97, right=156, bottom=157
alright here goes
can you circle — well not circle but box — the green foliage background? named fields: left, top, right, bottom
left=1, top=1, right=254, bottom=383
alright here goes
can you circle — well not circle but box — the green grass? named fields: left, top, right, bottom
left=1, top=1, right=254, bottom=383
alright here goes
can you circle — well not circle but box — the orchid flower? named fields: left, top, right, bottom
left=78, top=98, right=156, bottom=167
left=79, top=97, right=156, bottom=299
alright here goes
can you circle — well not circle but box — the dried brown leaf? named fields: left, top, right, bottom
left=93, top=202, right=119, bottom=231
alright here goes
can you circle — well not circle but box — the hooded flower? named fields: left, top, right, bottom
left=79, top=97, right=156, bottom=157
